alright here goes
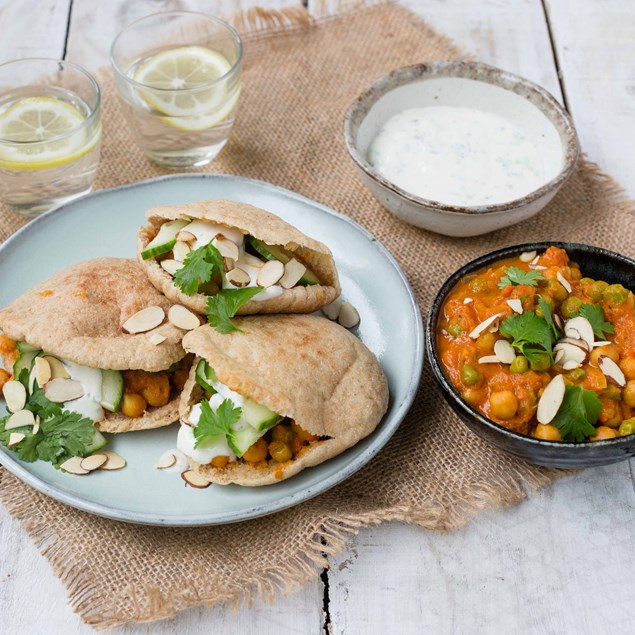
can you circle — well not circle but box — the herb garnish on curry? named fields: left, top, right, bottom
left=437, top=247, right=635, bottom=442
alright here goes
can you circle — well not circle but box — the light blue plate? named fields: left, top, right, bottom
left=0, top=175, right=422, bottom=525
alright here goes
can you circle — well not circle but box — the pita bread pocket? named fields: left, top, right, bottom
left=0, top=259, right=194, bottom=472
left=176, top=315, right=389, bottom=486
left=137, top=200, right=341, bottom=321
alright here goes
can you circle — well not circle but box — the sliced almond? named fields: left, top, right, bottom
left=558, top=337, right=590, bottom=352
left=7, top=432, right=25, bottom=447
left=81, top=454, right=107, bottom=472
left=506, top=299, right=523, bottom=314
left=176, top=230, right=195, bottom=243
left=5, top=409, right=35, bottom=430
left=149, top=333, right=167, bottom=346
left=32, top=416, right=40, bottom=435
left=529, top=264, right=548, bottom=271
left=553, top=342, right=587, bottom=368
left=519, top=251, right=537, bottom=263
left=122, top=306, right=165, bottom=334
left=241, top=253, right=265, bottom=269
left=257, top=260, right=285, bottom=288
left=531, top=255, right=540, bottom=265
left=226, top=267, right=251, bottom=288
left=338, top=302, right=360, bottom=329
left=554, top=349, right=565, bottom=365
left=60, top=456, right=89, bottom=475
left=279, top=259, right=306, bottom=289
left=33, top=357, right=51, bottom=387
left=598, top=356, right=626, bottom=387
left=469, top=314, right=502, bottom=339
left=223, top=257, right=235, bottom=272
left=2, top=380, right=26, bottom=413
left=161, top=259, right=184, bottom=276
left=537, top=375, right=566, bottom=424
left=214, top=236, right=240, bottom=260
left=181, top=469, right=211, bottom=488
left=556, top=271, right=572, bottom=293
left=494, top=339, right=516, bottom=364
left=44, top=378, right=85, bottom=403
left=172, top=241, right=191, bottom=262
left=463, top=297, right=473, bottom=305
left=478, top=355, right=500, bottom=364
left=100, top=451, right=127, bottom=471
left=562, top=360, right=583, bottom=370
left=322, top=300, right=341, bottom=321
left=564, top=316, right=594, bottom=350
left=593, top=341, right=612, bottom=348
left=42, top=356, right=70, bottom=379
left=168, top=305, right=200, bottom=331
left=155, top=452, right=177, bottom=469
left=553, top=314, right=563, bottom=330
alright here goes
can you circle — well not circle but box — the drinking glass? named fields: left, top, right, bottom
left=110, top=11, right=243, bottom=169
left=0, top=58, right=101, bottom=217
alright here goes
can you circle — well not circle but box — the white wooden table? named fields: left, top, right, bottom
left=1, top=1, right=634, bottom=633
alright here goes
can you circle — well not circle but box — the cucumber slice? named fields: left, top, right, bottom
left=17, top=341, right=39, bottom=353
left=242, top=398, right=282, bottom=432
left=84, top=430, right=107, bottom=455
left=227, top=424, right=264, bottom=458
left=13, top=349, right=40, bottom=381
left=246, top=236, right=320, bottom=286
left=140, top=219, right=189, bottom=260
left=100, top=369, right=123, bottom=412
left=195, top=359, right=217, bottom=393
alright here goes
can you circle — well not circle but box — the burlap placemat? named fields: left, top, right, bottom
left=1, top=1, right=634, bottom=629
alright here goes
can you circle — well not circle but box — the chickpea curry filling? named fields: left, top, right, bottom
left=437, top=247, right=635, bottom=442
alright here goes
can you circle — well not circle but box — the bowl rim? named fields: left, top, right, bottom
left=344, top=60, right=580, bottom=216
left=426, top=241, right=635, bottom=450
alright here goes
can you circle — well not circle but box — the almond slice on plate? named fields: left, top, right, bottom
left=100, top=451, right=127, bottom=471
left=42, top=356, right=70, bottom=379
left=322, top=300, right=341, bottom=321
left=554, top=349, right=565, bottom=365
left=593, top=341, right=612, bottom=348
left=564, top=316, right=594, bottom=350
left=81, top=454, right=108, bottom=472
left=598, top=356, right=626, bottom=387
left=537, top=375, right=566, bottom=424
left=478, top=355, right=500, bottom=364
left=214, top=236, right=240, bottom=260
left=168, top=305, right=200, bottom=331
left=257, top=260, right=284, bottom=288
left=558, top=337, right=590, bottom=352
left=2, top=380, right=26, bottom=413
left=176, top=230, right=195, bottom=243
left=161, top=259, right=184, bottom=276
left=519, top=251, right=537, bottom=262
left=279, top=259, right=306, bottom=289
left=44, top=378, right=85, bottom=403
left=32, top=416, right=40, bottom=435
left=5, top=409, right=35, bottom=430
left=556, top=271, right=572, bottom=293
left=529, top=264, right=547, bottom=271
left=531, top=255, right=540, bottom=265
left=122, top=306, right=165, bottom=334
left=7, top=432, right=25, bottom=447
left=469, top=314, right=502, bottom=339
left=155, top=451, right=177, bottom=469
left=181, top=469, right=211, bottom=488
left=553, top=342, right=587, bottom=368
left=506, top=299, right=523, bottom=314
left=149, top=333, right=167, bottom=346
left=172, top=241, right=191, bottom=262
left=226, top=267, right=250, bottom=288
left=338, top=302, right=360, bottom=329
left=60, top=456, right=89, bottom=475
left=494, top=339, right=516, bottom=364
left=33, top=357, right=51, bottom=387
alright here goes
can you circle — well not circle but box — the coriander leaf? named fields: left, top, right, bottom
left=573, top=303, right=615, bottom=339
left=16, top=367, right=30, bottom=390
left=499, top=310, right=554, bottom=364
left=26, top=384, right=63, bottom=419
left=35, top=411, right=96, bottom=467
left=205, top=287, right=264, bottom=334
left=538, top=296, right=561, bottom=342
left=0, top=415, right=43, bottom=463
left=194, top=398, right=241, bottom=448
left=551, top=385, right=602, bottom=442
left=173, top=243, right=224, bottom=296
left=498, top=266, right=545, bottom=290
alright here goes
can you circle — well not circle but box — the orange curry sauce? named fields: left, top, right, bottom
left=437, top=247, right=635, bottom=441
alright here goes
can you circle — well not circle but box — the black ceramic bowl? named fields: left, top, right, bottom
left=426, top=242, right=635, bottom=468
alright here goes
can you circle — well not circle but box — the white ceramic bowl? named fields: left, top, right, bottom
left=344, top=61, right=579, bottom=237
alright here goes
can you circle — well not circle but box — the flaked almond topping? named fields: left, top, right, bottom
left=519, top=251, right=537, bottom=263
left=537, top=375, right=565, bottom=424
left=529, top=264, right=547, bottom=271
left=168, top=305, right=200, bottom=331
left=598, top=356, right=626, bottom=387
left=463, top=297, right=473, bottom=305
left=241, top=253, right=265, bottom=269
left=554, top=349, right=565, bottom=365
left=226, top=267, right=250, bottom=288
left=155, top=452, right=177, bottom=469
left=553, top=314, right=563, bottom=330
left=562, top=360, right=582, bottom=370
left=257, top=260, right=285, bottom=288
left=60, top=456, right=89, bottom=475
left=8, top=432, right=25, bottom=447
left=556, top=271, right=572, bottom=293
left=161, top=259, right=184, bottom=276
left=564, top=316, right=594, bottom=350
left=469, top=313, right=502, bottom=339
left=223, top=257, right=235, bottom=272
left=32, top=416, right=40, bottom=435
left=149, top=333, right=167, bottom=346
left=338, top=302, right=360, bottom=329
left=2, top=380, right=26, bottom=413
left=173, top=241, right=191, bottom=262
left=506, top=299, right=523, bottom=314
left=181, top=469, right=211, bottom=488
left=494, top=339, right=516, bottom=364
left=214, top=236, right=239, bottom=260
left=33, top=357, right=51, bottom=387
left=593, top=341, right=612, bottom=348
left=558, top=337, right=590, bottom=352
left=553, top=342, right=587, bottom=368
left=322, top=300, right=341, bottom=321
left=531, top=255, right=540, bottom=265
left=279, top=258, right=306, bottom=289
left=5, top=409, right=35, bottom=430
left=478, top=355, right=500, bottom=364
left=44, top=378, right=85, bottom=403
left=176, top=230, right=196, bottom=242
left=122, top=306, right=165, bottom=334
left=100, top=451, right=127, bottom=471
left=42, top=356, right=69, bottom=379
left=81, top=454, right=108, bottom=472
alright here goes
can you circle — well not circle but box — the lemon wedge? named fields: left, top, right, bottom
left=0, top=97, right=97, bottom=170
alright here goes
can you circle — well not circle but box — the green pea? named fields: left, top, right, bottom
left=461, top=364, right=481, bottom=386
left=602, top=385, right=622, bottom=401
left=560, top=296, right=583, bottom=319
left=469, top=278, right=492, bottom=293
left=547, top=279, right=568, bottom=301
left=569, top=368, right=586, bottom=382
left=589, top=280, right=608, bottom=301
left=619, top=418, right=635, bottom=437
left=530, top=353, right=551, bottom=372
left=447, top=322, right=464, bottom=338
left=603, top=284, right=629, bottom=305
left=579, top=277, right=594, bottom=286
left=510, top=356, right=529, bottom=374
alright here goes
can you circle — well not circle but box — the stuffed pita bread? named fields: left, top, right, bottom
left=137, top=200, right=340, bottom=318
left=176, top=315, right=389, bottom=486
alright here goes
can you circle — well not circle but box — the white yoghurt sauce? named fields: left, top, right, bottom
left=59, top=358, right=104, bottom=422
left=367, top=106, right=545, bottom=207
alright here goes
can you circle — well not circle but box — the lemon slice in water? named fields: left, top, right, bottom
left=0, top=97, right=96, bottom=170
left=133, top=46, right=238, bottom=130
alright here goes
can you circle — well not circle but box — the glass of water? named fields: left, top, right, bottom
left=0, top=58, right=101, bottom=217
left=110, top=11, right=243, bottom=169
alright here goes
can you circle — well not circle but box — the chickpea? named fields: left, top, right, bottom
left=599, top=399, right=622, bottom=428
left=0, top=368, right=10, bottom=392
left=489, top=391, right=518, bottom=420
left=475, top=332, right=496, bottom=352
left=271, top=424, right=293, bottom=444
left=121, top=393, right=147, bottom=418
left=463, top=387, right=485, bottom=406
left=172, top=369, right=189, bottom=392
left=290, top=436, right=305, bottom=456
left=242, top=438, right=268, bottom=463
left=603, top=284, right=629, bottom=305
left=291, top=421, right=318, bottom=442
left=590, top=426, right=619, bottom=441
left=211, top=455, right=229, bottom=468
left=533, top=424, right=562, bottom=441
left=589, top=344, right=620, bottom=366
left=624, top=381, right=635, bottom=408
left=268, top=440, right=292, bottom=463
left=560, top=296, right=583, bottom=319
left=140, top=372, right=170, bottom=407
left=620, top=357, right=635, bottom=381
left=602, top=385, right=622, bottom=401
left=460, top=364, right=482, bottom=387
left=619, top=418, right=635, bottom=437
left=510, top=356, right=529, bottom=374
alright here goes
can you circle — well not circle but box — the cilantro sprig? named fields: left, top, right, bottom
left=205, top=287, right=264, bottom=334
left=173, top=243, right=224, bottom=296
left=499, top=310, right=555, bottom=365
left=551, top=385, right=602, bottom=442
left=572, top=303, right=614, bottom=339
left=538, top=296, right=561, bottom=342
left=498, top=266, right=545, bottom=290
left=193, top=398, right=242, bottom=448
